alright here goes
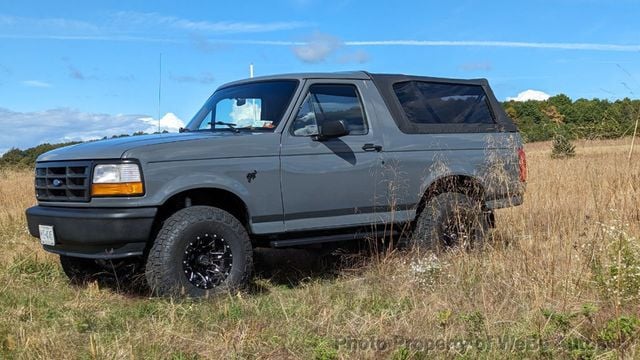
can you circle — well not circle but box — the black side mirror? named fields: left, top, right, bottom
left=314, top=120, right=349, bottom=140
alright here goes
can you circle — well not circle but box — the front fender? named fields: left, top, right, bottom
left=153, top=173, right=251, bottom=206
left=140, top=158, right=283, bottom=232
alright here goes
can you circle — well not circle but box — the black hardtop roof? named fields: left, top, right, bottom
left=216, top=70, right=516, bottom=133
left=369, top=73, right=489, bottom=86
left=219, top=71, right=489, bottom=89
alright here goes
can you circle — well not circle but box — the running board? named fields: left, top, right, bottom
left=269, top=230, right=398, bottom=248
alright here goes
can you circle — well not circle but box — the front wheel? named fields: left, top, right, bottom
left=145, top=206, right=253, bottom=298
left=409, top=192, right=488, bottom=251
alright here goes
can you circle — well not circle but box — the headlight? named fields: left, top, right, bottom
left=91, top=163, right=144, bottom=196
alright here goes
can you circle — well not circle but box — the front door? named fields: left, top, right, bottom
left=280, top=80, right=386, bottom=232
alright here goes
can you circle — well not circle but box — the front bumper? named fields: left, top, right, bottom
left=26, top=206, right=157, bottom=259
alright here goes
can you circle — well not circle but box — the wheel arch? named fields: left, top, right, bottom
left=149, top=187, right=253, bottom=246
left=414, top=174, right=485, bottom=220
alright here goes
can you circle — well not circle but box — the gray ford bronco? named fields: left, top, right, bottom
left=26, top=71, right=526, bottom=297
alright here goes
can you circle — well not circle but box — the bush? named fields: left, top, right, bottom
left=551, top=134, right=576, bottom=159
left=591, top=221, right=640, bottom=303
left=1, top=130, right=169, bottom=169
left=598, top=316, right=640, bottom=348
left=0, top=142, right=79, bottom=168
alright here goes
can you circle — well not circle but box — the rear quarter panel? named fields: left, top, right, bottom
left=366, top=87, right=524, bottom=211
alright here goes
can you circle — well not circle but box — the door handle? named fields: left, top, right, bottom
left=362, top=143, right=383, bottom=152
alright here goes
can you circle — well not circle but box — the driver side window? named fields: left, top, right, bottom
left=291, top=94, right=319, bottom=136
left=291, top=84, right=367, bottom=137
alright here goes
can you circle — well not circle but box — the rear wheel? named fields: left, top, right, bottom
left=409, top=192, right=488, bottom=251
left=145, top=206, right=253, bottom=298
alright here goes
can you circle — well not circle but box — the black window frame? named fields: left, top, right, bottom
left=368, top=74, right=517, bottom=134
left=289, top=83, right=369, bottom=137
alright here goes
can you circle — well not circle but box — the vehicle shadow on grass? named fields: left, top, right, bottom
left=86, top=233, right=508, bottom=297
left=251, top=242, right=372, bottom=291
left=86, top=240, right=382, bottom=298
left=249, top=230, right=518, bottom=293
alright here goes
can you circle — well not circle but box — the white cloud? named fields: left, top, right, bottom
left=0, top=34, right=181, bottom=43
left=292, top=32, right=342, bottom=63
left=0, top=14, right=99, bottom=33
left=22, top=80, right=52, bottom=88
left=0, top=13, right=311, bottom=48
left=338, top=50, right=370, bottom=64
left=170, top=72, right=215, bottom=84
left=506, top=89, right=551, bottom=102
left=1, top=14, right=639, bottom=53
left=3, top=23, right=639, bottom=54
left=343, top=40, right=640, bottom=52
left=62, top=58, right=90, bottom=80
left=0, top=108, right=184, bottom=152
left=140, top=112, right=185, bottom=133
left=291, top=32, right=370, bottom=64
left=112, top=11, right=309, bottom=34
left=174, top=19, right=308, bottom=33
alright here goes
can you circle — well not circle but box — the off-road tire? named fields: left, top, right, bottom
left=145, top=206, right=253, bottom=298
left=409, top=192, right=488, bottom=251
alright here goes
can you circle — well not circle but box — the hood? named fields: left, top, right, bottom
left=37, top=132, right=226, bottom=162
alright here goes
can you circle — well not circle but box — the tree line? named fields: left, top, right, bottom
left=0, top=131, right=166, bottom=168
left=2, top=95, right=639, bottom=168
left=504, top=94, right=640, bottom=142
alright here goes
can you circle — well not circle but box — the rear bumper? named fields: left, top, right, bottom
left=484, top=194, right=524, bottom=209
left=26, top=206, right=157, bottom=259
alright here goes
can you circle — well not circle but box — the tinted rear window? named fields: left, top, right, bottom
left=393, top=81, right=494, bottom=125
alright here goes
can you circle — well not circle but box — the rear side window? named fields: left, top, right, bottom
left=291, top=84, right=367, bottom=136
left=393, top=81, right=494, bottom=125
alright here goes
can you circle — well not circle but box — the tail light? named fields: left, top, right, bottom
left=517, top=147, right=527, bottom=182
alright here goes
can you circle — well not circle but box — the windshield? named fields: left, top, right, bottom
left=186, top=80, right=298, bottom=132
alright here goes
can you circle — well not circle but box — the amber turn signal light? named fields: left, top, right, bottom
left=91, top=182, right=144, bottom=196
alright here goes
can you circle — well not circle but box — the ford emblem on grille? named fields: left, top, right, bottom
left=52, top=179, right=63, bottom=187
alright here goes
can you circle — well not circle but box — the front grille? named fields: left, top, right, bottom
left=35, top=161, right=92, bottom=202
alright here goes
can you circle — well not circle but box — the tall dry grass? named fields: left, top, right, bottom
left=0, top=138, right=639, bottom=359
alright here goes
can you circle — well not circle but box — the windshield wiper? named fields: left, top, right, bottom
left=235, top=126, right=271, bottom=132
left=213, top=121, right=239, bottom=133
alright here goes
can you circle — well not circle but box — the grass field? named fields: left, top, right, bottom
left=1, top=138, right=640, bottom=359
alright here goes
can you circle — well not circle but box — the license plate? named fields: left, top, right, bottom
left=38, top=225, right=55, bottom=246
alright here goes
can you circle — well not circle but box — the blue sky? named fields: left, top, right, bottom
left=1, top=0, right=639, bottom=153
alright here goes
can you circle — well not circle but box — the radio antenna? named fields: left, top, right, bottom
left=158, top=53, right=162, bottom=133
